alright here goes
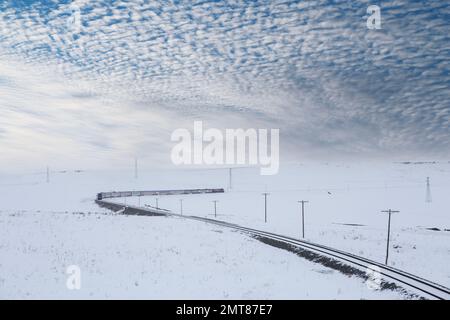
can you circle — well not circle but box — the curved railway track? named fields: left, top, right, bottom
left=96, top=199, right=450, bottom=300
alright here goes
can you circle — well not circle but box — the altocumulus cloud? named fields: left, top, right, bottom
left=0, top=0, right=449, bottom=170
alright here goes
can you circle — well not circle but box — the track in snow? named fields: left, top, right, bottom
left=96, top=199, right=450, bottom=300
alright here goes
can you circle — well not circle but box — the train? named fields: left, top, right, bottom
left=97, top=188, right=225, bottom=200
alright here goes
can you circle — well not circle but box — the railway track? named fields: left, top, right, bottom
left=96, top=199, right=450, bottom=300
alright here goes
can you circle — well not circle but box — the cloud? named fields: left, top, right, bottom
left=0, top=0, right=449, bottom=170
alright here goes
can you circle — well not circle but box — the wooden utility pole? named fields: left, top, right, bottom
left=262, top=193, right=269, bottom=223
left=212, top=200, right=218, bottom=218
left=180, top=199, right=183, bottom=215
left=426, top=177, right=432, bottom=203
left=381, top=209, right=399, bottom=265
left=298, top=200, right=309, bottom=239
left=155, top=197, right=159, bottom=209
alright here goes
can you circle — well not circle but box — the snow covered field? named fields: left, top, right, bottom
left=0, top=210, right=407, bottom=299
left=0, top=161, right=449, bottom=298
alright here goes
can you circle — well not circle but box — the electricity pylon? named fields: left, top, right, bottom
left=426, top=177, right=432, bottom=203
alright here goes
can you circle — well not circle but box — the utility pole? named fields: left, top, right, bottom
left=46, top=166, right=50, bottom=183
left=298, top=200, right=309, bottom=239
left=180, top=199, right=183, bottom=215
left=212, top=200, right=218, bottom=218
left=381, top=209, right=399, bottom=265
left=228, top=168, right=233, bottom=191
left=426, top=177, right=432, bottom=203
left=155, top=198, right=159, bottom=209
left=134, top=157, right=138, bottom=179
left=262, top=193, right=269, bottom=223
left=138, top=195, right=141, bottom=207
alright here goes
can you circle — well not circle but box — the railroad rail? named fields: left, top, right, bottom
left=96, top=198, right=450, bottom=300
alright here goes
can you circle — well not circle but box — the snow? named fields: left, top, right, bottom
left=1, top=210, right=405, bottom=299
left=0, top=161, right=449, bottom=298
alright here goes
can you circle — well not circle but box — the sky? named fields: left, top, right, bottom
left=0, top=0, right=449, bottom=171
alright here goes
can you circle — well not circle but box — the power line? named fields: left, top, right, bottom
left=298, top=200, right=309, bottom=239
left=426, top=177, right=432, bottom=203
left=381, top=209, right=400, bottom=265
left=262, top=193, right=269, bottom=223
left=212, top=200, right=218, bottom=218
